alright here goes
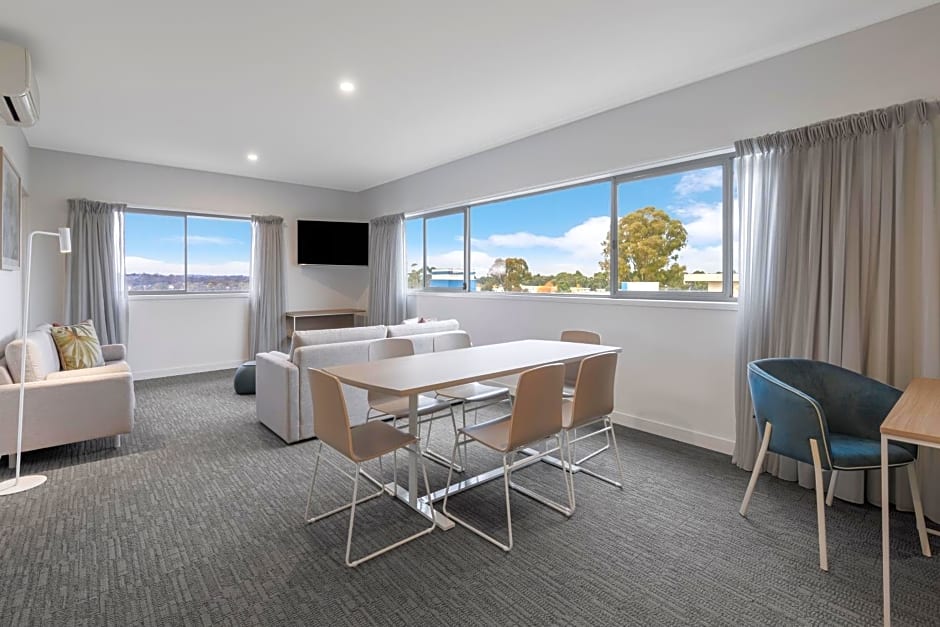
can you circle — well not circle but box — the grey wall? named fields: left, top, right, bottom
left=360, top=4, right=940, bottom=216
left=0, top=125, right=30, bottom=352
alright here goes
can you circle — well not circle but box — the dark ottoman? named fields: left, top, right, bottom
left=234, top=361, right=256, bottom=395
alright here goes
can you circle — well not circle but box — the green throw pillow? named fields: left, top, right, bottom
left=50, top=320, right=105, bottom=371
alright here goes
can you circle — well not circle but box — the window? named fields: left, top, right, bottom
left=404, top=154, right=735, bottom=300
left=125, top=210, right=251, bottom=294
left=614, top=158, right=735, bottom=296
left=471, top=182, right=611, bottom=293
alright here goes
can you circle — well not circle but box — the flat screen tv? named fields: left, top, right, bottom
left=297, top=220, right=369, bottom=266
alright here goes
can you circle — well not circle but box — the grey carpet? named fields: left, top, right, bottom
left=0, top=370, right=937, bottom=626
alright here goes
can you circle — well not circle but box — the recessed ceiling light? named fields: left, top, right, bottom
left=339, top=80, right=356, bottom=93
left=246, top=153, right=259, bottom=162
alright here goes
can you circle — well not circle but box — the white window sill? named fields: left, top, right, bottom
left=408, top=290, right=738, bottom=311
left=129, top=292, right=250, bottom=302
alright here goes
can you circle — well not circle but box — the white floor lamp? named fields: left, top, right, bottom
left=0, top=227, right=71, bottom=496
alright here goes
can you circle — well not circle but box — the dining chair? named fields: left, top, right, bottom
left=442, top=363, right=574, bottom=551
left=558, top=329, right=610, bottom=466
left=429, top=332, right=511, bottom=467
left=366, top=338, right=463, bottom=472
left=304, top=368, right=435, bottom=567
left=561, top=351, right=624, bottom=511
left=740, top=358, right=931, bottom=571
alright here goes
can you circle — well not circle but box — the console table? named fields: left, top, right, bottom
left=285, top=308, right=367, bottom=339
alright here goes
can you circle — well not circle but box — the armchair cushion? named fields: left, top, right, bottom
left=101, top=344, right=127, bottom=362
left=4, top=325, right=61, bottom=383
left=829, top=433, right=915, bottom=470
left=50, top=320, right=105, bottom=370
left=0, top=357, right=12, bottom=386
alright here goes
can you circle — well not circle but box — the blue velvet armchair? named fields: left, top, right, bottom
left=739, top=358, right=929, bottom=571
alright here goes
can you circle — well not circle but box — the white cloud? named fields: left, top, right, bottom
left=675, top=201, right=722, bottom=243
left=677, top=244, right=723, bottom=274
left=674, top=167, right=722, bottom=196
left=126, top=255, right=248, bottom=276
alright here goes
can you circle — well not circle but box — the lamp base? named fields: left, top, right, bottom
left=0, top=475, right=47, bottom=495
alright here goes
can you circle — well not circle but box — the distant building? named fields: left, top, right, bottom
left=428, top=268, right=476, bottom=290
left=620, top=281, right=661, bottom=291
left=683, top=273, right=740, bottom=296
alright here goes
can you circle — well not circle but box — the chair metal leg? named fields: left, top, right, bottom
left=907, top=464, right=932, bottom=557
left=305, top=444, right=385, bottom=524
left=809, top=438, right=829, bottom=572
left=561, top=418, right=623, bottom=489
left=345, top=464, right=362, bottom=567
left=113, top=434, right=122, bottom=448
left=826, top=470, right=839, bottom=507
left=508, top=436, right=575, bottom=517
left=739, top=422, right=772, bottom=517
left=422, top=407, right=465, bottom=473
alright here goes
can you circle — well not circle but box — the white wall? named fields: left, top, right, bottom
left=27, top=149, right=369, bottom=378
left=361, top=6, right=940, bottom=453
left=0, top=125, right=30, bottom=353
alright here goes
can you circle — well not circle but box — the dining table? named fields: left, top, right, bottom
left=323, top=339, right=622, bottom=529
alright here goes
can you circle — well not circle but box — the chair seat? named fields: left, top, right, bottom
left=349, top=421, right=417, bottom=462
left=829, top=433, right=915, bottom=470
left=461, top=414, right=512, bottom=452
left=561, top=399, right=607, bottom=430
left=436, top=382, right=508, bottom=403
left=369, top=393, right=452, bottom=419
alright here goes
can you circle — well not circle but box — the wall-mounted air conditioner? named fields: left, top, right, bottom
left=0, top=41, right=39, bottom=127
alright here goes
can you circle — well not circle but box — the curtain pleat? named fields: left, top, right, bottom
left=734, top=99, right=940, bottom=522
left=66, top=199, right=128, bottom=345
left=249, top=215, right=286, bottom=355
left=367, top=214, right=406, bottom=326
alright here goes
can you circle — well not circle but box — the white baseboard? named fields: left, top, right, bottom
left=610, top=410, right=734, bottom=456
left=133, top=360, right=246, bottom=381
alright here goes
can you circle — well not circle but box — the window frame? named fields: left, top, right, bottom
left=404, top=152, right=736, bottom=302
left=125, top=207, right=252, bottom=296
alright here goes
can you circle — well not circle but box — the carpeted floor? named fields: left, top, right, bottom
left=0, top=370, right=937, bottom=626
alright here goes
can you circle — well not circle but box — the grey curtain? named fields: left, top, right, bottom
left=733, top=100, right=940, bottom=522
left=249, top=215, right=286, bottom=355
left=66, top=198, right=128, bottom=345
left=368, top=213, right=406, bottom=326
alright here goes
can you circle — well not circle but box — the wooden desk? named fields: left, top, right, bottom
left=881, top=378, right=940, bottom=625
left=285, top=308, right=366, bottom=338
left=324, top=339, right=621, bottom=530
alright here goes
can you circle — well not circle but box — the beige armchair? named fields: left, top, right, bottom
left=0, top=326, right=135, bottom=467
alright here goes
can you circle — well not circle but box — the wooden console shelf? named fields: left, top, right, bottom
left=285, top=308, right=367, bottom=339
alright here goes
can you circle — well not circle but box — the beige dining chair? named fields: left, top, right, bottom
left=560, top=352, right=624, bottom=511
left=442, top=363, right=574, bottom=551
left=366, top=338, right=463, bottom=472
left=428, top=332, right=511, bottom=467
left=304, top=368, right=435, bottom=567
left=558, top=329, right=612, bottom=466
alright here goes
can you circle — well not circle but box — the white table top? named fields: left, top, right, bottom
left=322, top=339, right=621, bottom=396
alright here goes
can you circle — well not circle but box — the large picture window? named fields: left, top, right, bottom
left=405, top=155, right=735, bottom=300
left=125, top=210, right=251, bottom=294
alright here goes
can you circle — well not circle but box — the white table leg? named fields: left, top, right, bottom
left=882, top=435, right=891, bottom=626
left=408, top=394, right=419, bottom=507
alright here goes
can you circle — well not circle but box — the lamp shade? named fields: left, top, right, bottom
left=58, top=228, right=71, bottom=254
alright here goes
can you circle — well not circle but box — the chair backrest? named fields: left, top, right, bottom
left=368, top=337, right=414, bottom=361
left=569, top=352, right=618, bottom=428
left=433, top=332, right=471, bottom=352
left=309, top=368, right=354, bottom=459
left=508, top=363, right=564, bottom=450
left=560, top=329, right=601, bottom=386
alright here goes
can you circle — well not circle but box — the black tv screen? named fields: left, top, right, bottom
left=297, top=220, right=369, bottom=266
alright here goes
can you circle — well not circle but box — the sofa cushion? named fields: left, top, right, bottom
left=4, top=325, right=62, bottom=383
left=50, top=320, right=106, bottom=371
left=0, top=357, right=12, bottom=386
left=45, top=361, right=131, bottom=381
left=289, top=325, right=387, bottom=362
left=387, top=319, right=459, bottom=337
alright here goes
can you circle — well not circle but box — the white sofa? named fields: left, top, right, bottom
left=256, top=319, right=466, bottom=443
left=0, top=325, right=135, bottom=466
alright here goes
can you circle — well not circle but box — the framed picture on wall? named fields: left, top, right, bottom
left=1, top=147, right=22, bottom=271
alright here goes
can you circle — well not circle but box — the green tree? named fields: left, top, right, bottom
left=504, top=257, right=531, bottom=291
left=687, top=269, right=708, bottom=291
left=601, top=206, right=688, bottom=289
left=407, top=263, right=425, bottom=289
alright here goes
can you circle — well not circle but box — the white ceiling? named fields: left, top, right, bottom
left=2, top=1, right=936, bottom=191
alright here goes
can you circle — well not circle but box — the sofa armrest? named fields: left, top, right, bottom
left=0, top=373, right=135, bottom=456
left=46, top=362, right=131, bottom=381
left=101, top=344, right=127, bottom=362
left=256, top=352, right=300, bottom=443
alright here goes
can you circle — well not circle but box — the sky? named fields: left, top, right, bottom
left=406, top=165, right=726, bottom=278
left=125, top=213, right=251, bottom=276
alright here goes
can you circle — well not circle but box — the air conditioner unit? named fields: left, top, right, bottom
left=0, top=41, right=39, bottom=127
